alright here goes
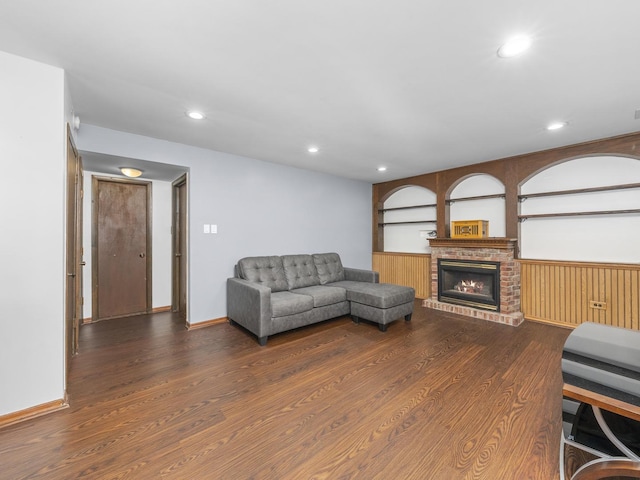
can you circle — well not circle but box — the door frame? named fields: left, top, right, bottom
left=91, top=175, right=153, bottom=321
left=171, top=173, right=188, bottom=323
left=65, top=125, right=83, bottom=370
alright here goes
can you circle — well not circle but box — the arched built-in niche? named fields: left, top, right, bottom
left=382, top=185, right=436, bottom=253
left=449, top=174, right=506, bottom=237
left=519, top=155, right=640, bottom=263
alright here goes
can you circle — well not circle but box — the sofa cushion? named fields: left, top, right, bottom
left=282, top=255, right=320, bottom=289
left=291, top=285, right=347, bottom=308
left=271, top=291, right=314, bottom=317
left=312, top=252, right=345, bottom=284
left=329, top=281, right=415, bottom=309
left=237, top=256, right=289, bottom=292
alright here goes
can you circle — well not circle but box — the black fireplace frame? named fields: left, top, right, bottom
left=437, top=259, right=501, bottom=312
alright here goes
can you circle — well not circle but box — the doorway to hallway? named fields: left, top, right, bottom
left=92, top=176, right=152, bottom=321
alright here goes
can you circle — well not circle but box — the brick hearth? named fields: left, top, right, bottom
left=422, top=238, right=524, bottom=326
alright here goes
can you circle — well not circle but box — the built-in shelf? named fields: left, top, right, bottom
left=519, top=208, right=640, bottom=222
left=518, top=182, right=640, bottom=221
left=380, top=203, right=437, bottom=212
left=379, top=199, right=437, bottom=229
left=446, top=193, right=505, bottom=204
left=519, top=182, right=640, bottom=201
left=378, top=220, right=437, bottom=226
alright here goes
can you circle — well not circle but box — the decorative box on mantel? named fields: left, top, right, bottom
left=423, top=238, right=524, bottom=326
left=451, top=220, right=489, bottom=239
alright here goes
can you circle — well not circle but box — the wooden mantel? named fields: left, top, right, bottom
left=428, top=237, right=518, bottom=250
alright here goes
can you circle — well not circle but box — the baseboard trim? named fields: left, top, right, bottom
left=0, top=398, right=69, bottom=429
left=524, top=315, right=575, bottom=330
left=82, top=306, right=172, bottom=325
left=187, top=317, right=228, bottom=330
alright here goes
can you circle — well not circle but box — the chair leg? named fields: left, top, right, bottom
left=352, top=315, right=360, bottom=324
left=258, top=336, right=268, bottom=346
left=378, top=323, right=388, bottom=332
left=405, top=313, right=412, bottom=321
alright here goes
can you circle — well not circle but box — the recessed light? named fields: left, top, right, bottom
left=120, top=167, right=143, bottom=178
left=377, top=166, right=387, bottom=172
left=546, top=121, right=567, bottom=131
left=187, top=111, right=205, bottom=120
left=497, top=35, right=532, bottom=58
left=307, top=146, right=319, bottom=153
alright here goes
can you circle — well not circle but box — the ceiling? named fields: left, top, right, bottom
left=1, top=1, right=640, bottom=183
left=81, top=152, right=188, bottom=182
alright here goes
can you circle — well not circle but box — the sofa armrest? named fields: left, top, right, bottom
left=227, top=278, right=273, bottom=338
left=344, top=267, right=379, bottom=283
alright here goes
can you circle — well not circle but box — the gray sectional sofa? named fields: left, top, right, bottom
left=227, top=252, right=415, bottom=345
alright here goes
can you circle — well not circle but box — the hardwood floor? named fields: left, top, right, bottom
left=0, top=303, right=571, bottom=479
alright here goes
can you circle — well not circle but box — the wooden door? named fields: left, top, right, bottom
left=65, top=126, right=82, bottom=371
left=172, top=175, right=187, bottom=319
left=93, top=177, right=152, bottom=321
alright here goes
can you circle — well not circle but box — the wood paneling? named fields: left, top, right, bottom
left=520, top=259, right=640, bottom=330
left=372, top=252, right=430, bottom=299
left=373, top=131, right=640, bottom=250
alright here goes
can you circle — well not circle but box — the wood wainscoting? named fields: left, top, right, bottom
left=372, top=252, right=430, bottom=299
left=520, top=259, right=640, bottom=330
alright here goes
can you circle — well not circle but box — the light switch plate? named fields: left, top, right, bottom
left=211, top=224, right=218, bottom=234
left=203, top=224, right=210, bottom=234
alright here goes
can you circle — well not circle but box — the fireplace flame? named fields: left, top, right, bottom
left=455, top=280, right=484, bottom=294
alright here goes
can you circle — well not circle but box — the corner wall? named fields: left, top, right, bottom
left=0, top=51, right=66, bottom=415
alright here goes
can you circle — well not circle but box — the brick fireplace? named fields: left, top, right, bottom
left=422, top=238, right=524, bottom=326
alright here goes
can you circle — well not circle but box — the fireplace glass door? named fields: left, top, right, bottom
left=437, top=259, right=500, bottom=311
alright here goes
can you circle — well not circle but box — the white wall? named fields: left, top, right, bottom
left=450, top=174, right=506, bottom=237
left=383, top=186, right=436, bottom=253
left=520, top=156, right=640, bottom=263
left=81, top=173, right=173, bottom=319
left=0, top=51, right=66, bottom=415
left=77, top=125, right=372, bottom=325
left=152, top=180, right=172, bottom=307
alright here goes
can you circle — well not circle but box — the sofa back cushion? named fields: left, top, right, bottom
left=282, top=254, right=320, bottom=289
left=237, top=256, right=289, bottom=292
left=313, top=252, right=345, bottom=284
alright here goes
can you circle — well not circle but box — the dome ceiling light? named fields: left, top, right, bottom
left=497, top=35, right=532, bottom=58
left=120, top=167, right=143, bottom=178
left=187, top=111, right=205, bottom=120
left=546, top=121, right=567, bottom=131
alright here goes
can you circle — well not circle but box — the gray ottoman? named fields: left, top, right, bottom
left=333, top=281, right=415, bottom=331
